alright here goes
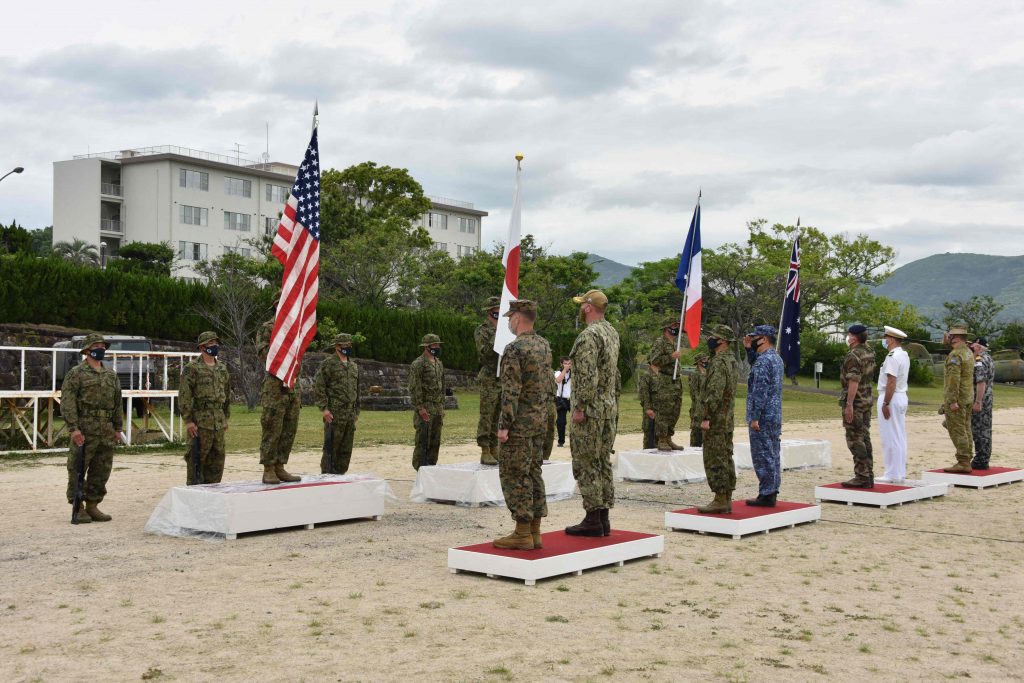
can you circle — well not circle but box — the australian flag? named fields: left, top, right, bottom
left=779, top=234, right=801, bottom=377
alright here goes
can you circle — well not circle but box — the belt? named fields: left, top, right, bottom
left=79, top=409, right=113, bottom=417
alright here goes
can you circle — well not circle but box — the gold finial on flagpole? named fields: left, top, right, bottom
left=515, top=152, right=524, bottom=170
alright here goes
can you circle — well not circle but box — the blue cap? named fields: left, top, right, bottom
left=747, top=324, right=777, bottom=338
left=848, top=324, right=867, bottom=335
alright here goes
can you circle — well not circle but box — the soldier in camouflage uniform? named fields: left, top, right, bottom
left=638, top=368, right=657, bottom=449
left=647, top=317, right=685, bottom=450
left=969, top=337, right=994, bottom=470
left=410, top=333, right=446, bottom=470
left=839, top=324, right=876, bottom=488
left=565, top=289, right=620, bottom=537
left=475, top=296, right=502, bottom=465
left=257, top=320, right=302, bottom=485
left=314, top=333, right=360, bottom=474
left=688, top=355, right=708, bottom=447
left=942, top=324, right=975, bottom=473
left=744, top=325, right=785, bottom=506
left=696, top=324, right=737, bottom=514
left=493, top=300, right=553, bottom=550
left=179, top=331, right=232, bottom=485
left=62, top=334, right=124, bottom=523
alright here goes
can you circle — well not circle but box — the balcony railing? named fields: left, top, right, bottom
left=427, top=195, right=475, bottom=210
left=100, top=219, right=123, bottom=233
left=101, top=183, right=123, bottom=196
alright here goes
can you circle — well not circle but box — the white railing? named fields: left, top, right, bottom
left=74, top=146, right=297, bottom=174
left=100, top=219, right=122, bottom=233
left=427, top=195, right=475, bottom=210
left=101, top=182, right=123, bottom=196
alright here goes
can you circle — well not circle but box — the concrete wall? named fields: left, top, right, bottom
left=52, top=158, right=101, bottom=248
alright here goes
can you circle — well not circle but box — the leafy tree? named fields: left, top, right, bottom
left=938, top=295, right=1005, bottom=338
left=52, top=238, right=100, bottom=267
left=30, top=225, right=52, bottom=256
left=0, top=220, right=33, bottom=255
left=107, top=241, right=175, bottom=277
left=320, top=162, right=432, bottom=242
left=994, top=320, right=1024, bottom=350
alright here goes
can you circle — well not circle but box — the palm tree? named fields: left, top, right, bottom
left=53, top=238, right=100, bottom=267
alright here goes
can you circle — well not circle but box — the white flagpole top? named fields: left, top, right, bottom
left=312, top=100, right=319, bottom=134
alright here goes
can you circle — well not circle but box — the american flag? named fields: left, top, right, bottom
left=266, top=126, right=321, bottom=388
left=778, top=232, right=801, bottom=377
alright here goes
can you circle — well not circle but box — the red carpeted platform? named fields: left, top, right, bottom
left=448, top=529, right=664, bottom=585
left=665, top=500, right=820, bottom=539
left=819, top=482, right=911, bottom=493
left=921, top=467, right=1024, bottom=489
left=814, top=480, right=949, bottom=508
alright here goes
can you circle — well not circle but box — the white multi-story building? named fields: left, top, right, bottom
left=53, top=146, right=486, bottom=278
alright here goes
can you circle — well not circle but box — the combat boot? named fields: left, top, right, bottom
left=600, top=508, right=611, bottom=536
left=745, top=493, right=777, bottom=507
left=262, top=465, right=281, bottom=485
left=275, top=464, right=301, bottom=482
left=943, top=456, right=972, bottom=474
left=480, top=445, right=498, bottom=466
left=530, top=517, right=543, bottom=549
left=493, top=521, right=535, bottom=550
left=841, top=476, right=874, bottom=488
left=656, top=436, right=674, bottom=452
left=667, top=437, right=686, bottom=451
left=697, top=492, right=732, bottom=514
left=85, top=501, right=112, bottom=522
left=565, top=509, right=604, bottom=537
left=971, top=458, right=989, bottom=470
left=73, top=504, right=92, bottom=524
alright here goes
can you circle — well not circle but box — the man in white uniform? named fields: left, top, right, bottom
left=877, top=326, right=910, bottom=482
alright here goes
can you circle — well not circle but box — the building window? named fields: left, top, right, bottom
left=179, top=169, right=209, bottom=191
left=225, top=246, right=251, bottom=257
left=428, top=212, right=447, bottom=230
left=179, top=205, right=208, bottom=226
left=224, top=177, right=252, bottom=198
left=434, top=242, right=447, bottom=252
left=178, top=241, right=208, bottom=261
left=224, top=211, right=251, bottom=232
left=265, top=184, right=289, bottom=204
left=265, top=216, right=277, bottom=236
left=457, top=245, right=476, bottom=257
left=459, top=217, right=476, bottom=234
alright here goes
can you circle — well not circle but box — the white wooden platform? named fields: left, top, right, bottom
left=734, top=439, right=832, bottom=470
left=921, top=467, right=1024, bottom=489
left=144, top=474, right=387, bottom=539
left=410, top=461, right=575, bottom=506
left=615, top=447, right=708, bottom=483
left=448, top=530, right=664, bottom=586
left=814, top=480, right=950, bottom=508
left=665, top=501, right=820, bottom=539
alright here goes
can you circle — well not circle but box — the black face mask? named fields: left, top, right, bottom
left=490, top=312, right=500, bottom=320
left=428, top=347, right=441, bottom=357
left=746, top=346, right=757, bottom=364
left=668, top=328, right=680, bottom=337
left=204, top=345, right=220, bottom=357
left=707, top=338, right=720, bottom=352
left=88, top=348, right=106, bottom=361
left=340, top=347, right=353, bottom=357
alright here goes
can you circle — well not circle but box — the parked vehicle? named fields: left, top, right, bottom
left=53, top=336, right=155, bottom=417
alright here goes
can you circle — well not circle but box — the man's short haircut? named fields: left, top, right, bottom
left=853, top=330, right=868, bottom=344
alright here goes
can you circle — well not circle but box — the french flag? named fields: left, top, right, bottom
left=674, top=196, right=702, bottom=349
left=493, top=156, right=523, bottom=370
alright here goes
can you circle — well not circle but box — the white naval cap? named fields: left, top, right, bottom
left=883, top=325, right=907, bottom=339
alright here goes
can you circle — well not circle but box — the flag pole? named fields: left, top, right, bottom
left=776, top=217, right=799, bottom=352
left=312, top=100, right=319, bottom=134
left=673, top=188, right=701, bottom=380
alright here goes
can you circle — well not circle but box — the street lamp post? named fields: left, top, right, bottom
left=0, top=167, right=24, bottom=183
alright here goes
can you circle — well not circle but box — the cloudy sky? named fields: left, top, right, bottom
left=1, top=0, right=1021, bottom=266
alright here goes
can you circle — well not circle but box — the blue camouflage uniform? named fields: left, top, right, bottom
left=746, top=337, right=785, bottom=497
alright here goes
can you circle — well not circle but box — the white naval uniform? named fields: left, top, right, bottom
left=877, top=346, right=910, bottom=481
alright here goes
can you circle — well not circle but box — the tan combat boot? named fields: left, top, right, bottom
left=275, top=464, right=301, bottom=482
left=262, top=465, right=281, bottom=485
left=656, top=436, right=674, bottom=452
left=530, top=517, right=543, bottom=549
left=73, top=503, right=92, bottom=524
left=493, top=521, right=535, bottom=550
left=667, top=437, right=686, bottom=451
left=85, top=501, right=112, bottom=522
left=943, top=456, right=972, bottom=474
left=480, top=445, right=498, bottom=466
left=697, top=492, right=732, bottom=514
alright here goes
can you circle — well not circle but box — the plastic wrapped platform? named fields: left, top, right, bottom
left=409, top=461, right=576, bottom=507
left=733, top=439, right=832, bottom=471
left=615, top=448, right=709, bottom=484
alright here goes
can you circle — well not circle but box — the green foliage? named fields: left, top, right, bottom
left=994, top=320, right=1024, bottom=350
left=799, top=329, right=850, bottom=379
left=107, top=241, right=174, bottom=277
left=320, top=162, right=432, bottom=243
left=908, top=359, right=935, bottom=387
left=0, top=220, right=34, bottom=255
left=30, top=225, right=52, bottom=256
left=938, top=295, right=1005, bottom=337
left=52, top=237, right=100, bottom=267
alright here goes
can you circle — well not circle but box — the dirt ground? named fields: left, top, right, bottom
left=2, top=409, right=1023, bottom=683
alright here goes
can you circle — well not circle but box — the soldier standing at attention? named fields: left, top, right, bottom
left=876, top=326, right=910, bottom=483
left=696, top=324, right=738, bottom=514
left=258, top=321, right=302, bottom=485
left=942, top=324, right=975, bottom=473
left=179, top=331, right=231, bottom=485
left=410, top=333, right=446, bottom=470
left=688, top=355, right=708, bottom=447
left=62, top=334, right=124, bottom=523
left=565, top=289, right=620, bottom=537
left=314, top=333, right=360, bottom=474
left=648, top=317, right=685, bottom=451
left=969, top=337, right=995, bottom=470
left=475, top=296, right=502, bottom=465
left=638, top=365, right=657, bottom=449
left=743, top=325, right=785, bottom=506
left=493, top=300, right=553, bottom=550
left=839, top=324, right=876, bottom=488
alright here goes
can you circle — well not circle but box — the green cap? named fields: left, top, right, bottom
left=197, top=331, right=219, bottom=346
left=420, top=333, right=443, bottom=346
left=705, top=324, right=735, bottom=342
left=503, top=299, right=537, bottom=317
left=79, top=333, right=109, bottom=353
left=483, top=296, right=501, bottom=312
left=333, top=333, right=354, bottom=346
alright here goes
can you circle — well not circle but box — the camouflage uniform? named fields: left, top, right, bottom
left=944, top=343, right=975, bottom=460
left=62, top=356, right=124, bottom=505
left=648, top=335, right=683, bottom=442
left=179, top=344, right=231, bottom=485
left=971, top=350, right=994, bottom=469
left=746, top=345, right=784, bottom=496
left=840, top=344, right=876, bottom=480
left=569, top=319, right=620, bottom=511
left=688, top=360, right=706, bottom=447
left=409, top=338, right=445, bottom=469
left=475, top=316, right=501, bottom=454
left=498, top=327, right=553, bottom=522
left=637, top=370, right=657, bottom=449
left=700, top=344, right=737, bottom=495
left=258, top=324, right=301, bottom=466
left=314, top=350, right=360, bottom=474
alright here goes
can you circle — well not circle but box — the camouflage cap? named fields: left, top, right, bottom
left=482, top=295, right=501, bottom=312
left=420, top=333, right=444, bottom=346
left=947, top=323, right=970, bottom=336
left=503, top=299, right=537, bottom=317
left=333, top=333, right=354, bottom=346
left=197, top=331, right=219, bottom=346
left=694, top=354, right=709, bottom=364
left=79, top=333, right=109, bottom=353
left=705, top=323, right=735, bottom=342
left=662, top=316, right=681, bottom=330
left=572, top=289, right=609, bottom=309
left=746, top=324, right=777, bottom=338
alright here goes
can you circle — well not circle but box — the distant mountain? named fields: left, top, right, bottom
left=587, top=253, right=634, bottom=288
left=874, top=253, right=1024, bottom=321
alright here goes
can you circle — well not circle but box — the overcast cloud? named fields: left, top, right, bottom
left=1, top=0, right=1022, bottom=267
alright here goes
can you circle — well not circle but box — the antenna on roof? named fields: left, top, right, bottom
left=229, top=142, right=244, bottom=165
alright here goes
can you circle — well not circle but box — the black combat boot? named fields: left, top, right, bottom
left=745, top=493, right=777, bottom=507
left=841, top=476, right=873, bottom=488
left=599, top=508, right=611, bottom=536
left=565, top=509, right=604, bottom=537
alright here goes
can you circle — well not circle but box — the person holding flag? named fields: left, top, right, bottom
left=672, top=195, right=703, bottom=371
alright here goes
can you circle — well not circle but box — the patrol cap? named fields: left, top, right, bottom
left=746, top=324, right=777, bottom=338
left=572, top=289, right=608, bottom=309
left=662, top=316, right=681, bottom=330
left=197, top=331, right=219, bottom=346
left=883, top=326, right=907, bottom=340
left=79, top=333, right=109, bottom=353
left=847, top=323, right=867, bottom=335
left=420, top=333, right=444, bottom=346
left=947, top=323, right=970, bottom=336
left=503, top=299, right=537, bottom=317
left=705, top=323, right=735, bottom=342
left=482, top=295, right=501, bottom=312
left=333, top=333, right=354, bottom=346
